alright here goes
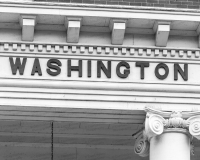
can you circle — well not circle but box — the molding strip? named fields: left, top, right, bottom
left=0, top=42, right=200, bottom=59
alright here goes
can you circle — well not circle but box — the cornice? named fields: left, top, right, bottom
left=0, top=1, right=200, bottom=33
left=0, top=0, right=200, bottom=45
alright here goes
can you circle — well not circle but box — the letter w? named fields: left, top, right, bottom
left=9, top=57, right=27, bottom=75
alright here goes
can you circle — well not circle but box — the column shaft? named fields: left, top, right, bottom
left=150, top=131, right=190, bottom=160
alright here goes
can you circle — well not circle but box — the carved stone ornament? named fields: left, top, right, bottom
left=145, top=113, right=165, bottom=139
left=190, top=141, right=195, bottom=156
left=164, top=111, right=188, bottom=128
left=133, top=131, right=150, bottom=157
left=133, top=106, right=200, bottom=157
left=188, top=116, right=200, bottom=140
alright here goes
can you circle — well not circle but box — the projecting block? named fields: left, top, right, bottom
left=110, top=19, right=126, bottom=45
left=65, top=17, right=82, bottom=43
left=112, top=22, right=126, bottom=45
left=155, top=24, right=170, bottom=47
left=20, top=15, right=36, bottom=41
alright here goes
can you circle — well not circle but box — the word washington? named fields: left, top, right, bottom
left=9, top=57, right=188, bottom=81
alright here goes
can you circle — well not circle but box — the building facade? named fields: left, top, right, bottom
left=0, top=0, right=200, bottom=160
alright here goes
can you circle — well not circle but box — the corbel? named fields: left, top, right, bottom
left=109, top=19, right=127, bottom=45
left=153, top=21, right=171, bottom=47
left=20, top=15, right=37, bottom=41
left=65, top=17, right=82, bottom=43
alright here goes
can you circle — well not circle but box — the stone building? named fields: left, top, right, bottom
left=0, top=0, right=199, bottom=160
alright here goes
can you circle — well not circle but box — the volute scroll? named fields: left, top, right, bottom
left=145, top=113, right=165, bottom=139
left=188, top=116, right=200, bottom=140
left=133, top=133, right=150, bottom=157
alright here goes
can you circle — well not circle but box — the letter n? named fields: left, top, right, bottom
left=174, top=63, right=188, bottom=81
left=97, top=61, right=111, bottom=78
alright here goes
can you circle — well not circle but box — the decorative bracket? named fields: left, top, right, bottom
left=65, top=17, right=82, bottom=43
left=20, top=15, right=37, bottom=41
left=153, top=21, right=171, bottom=47
left=109, top=19, right=127, bottom=45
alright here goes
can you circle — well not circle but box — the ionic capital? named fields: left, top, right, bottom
left=133, top=106, right=200, bottom=157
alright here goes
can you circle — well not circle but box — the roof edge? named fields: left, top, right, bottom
left=1, top=0, right=200, bottom=14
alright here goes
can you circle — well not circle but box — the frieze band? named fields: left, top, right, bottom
left=8, top=57, right=188, bottom=81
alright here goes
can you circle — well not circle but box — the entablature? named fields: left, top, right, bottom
left=0, top=1, right=199, bottom=114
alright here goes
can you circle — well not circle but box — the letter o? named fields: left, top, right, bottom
left=155, top=63, right=169, bottom=80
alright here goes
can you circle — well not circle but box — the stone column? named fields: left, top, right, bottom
left=150, top=130, right=190, bottom=160
left=133, top=107, right=200, bottom=160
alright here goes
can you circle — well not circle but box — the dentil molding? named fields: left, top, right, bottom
left=0, top=42, right=200, bottom=59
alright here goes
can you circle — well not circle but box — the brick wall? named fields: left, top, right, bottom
left=34, top=0, right=200, bottom=9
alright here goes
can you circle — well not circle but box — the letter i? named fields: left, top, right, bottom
left=88, top=60, right=91, bottom=78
